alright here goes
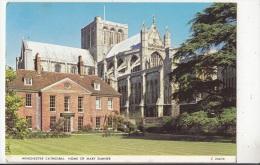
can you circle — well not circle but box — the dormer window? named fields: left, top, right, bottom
left=24, top=78, right=32, bottom=86
left=94, top=83, right=100, bottom=90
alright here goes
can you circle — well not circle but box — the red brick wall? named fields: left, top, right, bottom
left=89, top=96, right=120, bottom=129
left=17, top=92, right=37, bottom=130
left=41, top=92, right=120, bottom=131
left=15, top=81, right=120, bottom=132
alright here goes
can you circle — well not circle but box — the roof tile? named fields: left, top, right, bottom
left=8, top=70, right=121, bottom=96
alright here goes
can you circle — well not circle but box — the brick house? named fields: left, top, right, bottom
left=8, top=58, right=121, bottom=132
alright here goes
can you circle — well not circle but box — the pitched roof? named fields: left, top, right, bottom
left=23, top=40, right=95, bottom=66
left=106, top=34, right=141, bottom=58
left=8, top=70, right=121, bottom=96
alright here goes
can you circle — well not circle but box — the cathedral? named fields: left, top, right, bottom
left=16, top=16, right=184, bottom=124
left=81, top=16, right=180, bottom=123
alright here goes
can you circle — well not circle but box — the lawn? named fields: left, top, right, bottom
left=6, top=134, right=236, bottom=156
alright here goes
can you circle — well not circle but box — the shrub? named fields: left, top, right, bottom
left=7, top=117, right=31, bottom=139
left=137, top=125, right=144, bottom=132
left=51, top=131, right=59, bottom=138
left=161, top=116, right=177, bottom=133
left=219, top=107, right=236, bottom=125
left=146, top=126, right=162, bottom=133
left=113, top=115, right=125, bottom=130
left=219, top=107, right=236, bottom=136
left=51, top=118, right=65, bottom=132
left=102, top=130, right=115, bottom=137
left=143, top=123, right=162, bottom=133
left=81, top=124, right=93, bottom=132
left=176, top=111, right=220, bottom=135
left=129, top=124, right=138, bottom=132
left=5, top=142, right=11, bottom=153
left=123, top=128, right=130, bottom=133
left=46, top=132, right=50, bottom=138
left=26, top=130, right=71, bottom=139
left=225, top=124, right=236, bottom=136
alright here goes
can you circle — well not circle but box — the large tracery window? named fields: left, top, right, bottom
left=150, top=52, right=163, bottom=68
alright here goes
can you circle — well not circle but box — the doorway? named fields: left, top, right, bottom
left=64, top=117, right=71, bottom=133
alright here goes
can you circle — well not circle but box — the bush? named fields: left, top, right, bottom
left=219, top=107, right=236, bottom=125
left=176, top=111, right=220, bottom=135
left=7, top=118, right=31, bottom=139
left=51, top=118, right=65, bottom=132
left=161, top=116, right=177, bottom=133
left=27, top=131, right=70, bottom=139
left=113, top=115, right=125, bottom=130
left=219, top=107, right=236, bottom=136
left=123, top=128, right=130, bottom=133
left=137, top=125, right=144, bottom=132
left=143, top=123, right=162, bottom=133
left=5, top=142, right=11, bottom=153
left=146, top=126, right=162, bottom=133
left=225, top=124, right=236, bottom=136
left=102, top=130, right=114, bottom=137
left=129, top=124, right=138, bottom=132
left=81, top=124, right=93, bottom=132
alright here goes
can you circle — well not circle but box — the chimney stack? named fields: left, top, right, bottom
left=78, top=55, right=84, bottom=76
left=35, top=53, right=41, bottom=75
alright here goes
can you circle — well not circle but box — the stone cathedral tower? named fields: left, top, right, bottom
left=81, top=16, right=128, bottom=64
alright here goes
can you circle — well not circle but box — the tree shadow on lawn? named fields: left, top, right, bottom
left=121, top=133, right=236, bottom=143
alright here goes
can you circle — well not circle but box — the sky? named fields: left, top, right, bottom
left=6, top=2, right=212, bottom=69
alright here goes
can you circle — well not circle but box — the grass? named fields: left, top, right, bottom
left=6, top=134, right=236, bottom=156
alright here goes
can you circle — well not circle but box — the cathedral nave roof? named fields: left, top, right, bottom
left=106, top=34, right=141, bottom=59
left=23, top=40, right=95, bottom=66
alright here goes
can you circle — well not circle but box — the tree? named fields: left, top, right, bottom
left=5, top=66, right=30, bottom=139
left=170, top=3, right=237, bottom=113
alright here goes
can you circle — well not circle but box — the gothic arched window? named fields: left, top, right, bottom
left=150, top=52, right=163, bottom=68
left=164, top=86, right=168, bottom=104
left=87, top=67, right=93, bottom=75
left=103, top=27, right=108, bottom=45
left=131, top=84, right=134, bottom=104
left=138, top=83, right=141, bottom=104
left=71, top=66, right=77, bottom=74
left=117, top=29, right=123, bottom=43
left=123, top=86, right=126, bottom=105
left=154, top=80, right=158, bottom=102
left=118, top=59, right=123, bottom=67
left=41, top=65, right=44, bottom=71
left=108, top=63, right=114, bottom=71
left=135, top=84, right=138, bottom=104
left=110, top=28, right=115, bottom=45
left=146, top=82, right=149, bottom=104
left=55, top=64, right=61, bottom=73
left=150, top=81, right=154, bottom=103
left=130, top=55, right=138, bottom=65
